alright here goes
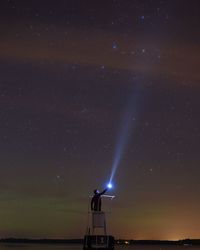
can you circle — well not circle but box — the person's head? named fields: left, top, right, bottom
left=94, top=189, right=99, bottom=194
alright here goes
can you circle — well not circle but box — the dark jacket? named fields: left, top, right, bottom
left=91, top=189, right=107, bottom=211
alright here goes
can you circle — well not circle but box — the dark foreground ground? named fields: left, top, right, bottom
left=0, top=238, right=200, bottom=245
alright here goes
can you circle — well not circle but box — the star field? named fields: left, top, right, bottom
left=0, top=0, right=200, bottom=240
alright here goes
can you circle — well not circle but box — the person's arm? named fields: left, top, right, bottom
left=99, top=188, right=108, bottom=195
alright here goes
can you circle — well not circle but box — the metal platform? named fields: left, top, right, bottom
left=83, top=235, right=114, bottom=250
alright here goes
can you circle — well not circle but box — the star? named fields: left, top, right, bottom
left=112, top=43, right=118, bottom=49
left=142, top=48, right=146, bottom=53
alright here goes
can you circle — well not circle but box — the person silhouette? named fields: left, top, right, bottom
left=91, top=188, right=107, bottom=211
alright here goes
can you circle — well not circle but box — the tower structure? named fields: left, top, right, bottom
left=83, top=195, right=115, bottom=250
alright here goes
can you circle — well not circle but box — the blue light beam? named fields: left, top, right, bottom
left=109, top=86, right=141, bottom=184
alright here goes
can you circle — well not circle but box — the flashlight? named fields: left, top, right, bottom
left=107, top=183, right=113, bottom=189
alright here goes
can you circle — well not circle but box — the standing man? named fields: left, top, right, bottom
left=91, top=188, right=107, bottom=211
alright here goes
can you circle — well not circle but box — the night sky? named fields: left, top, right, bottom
left=0, top=0, right=200, bottom=240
